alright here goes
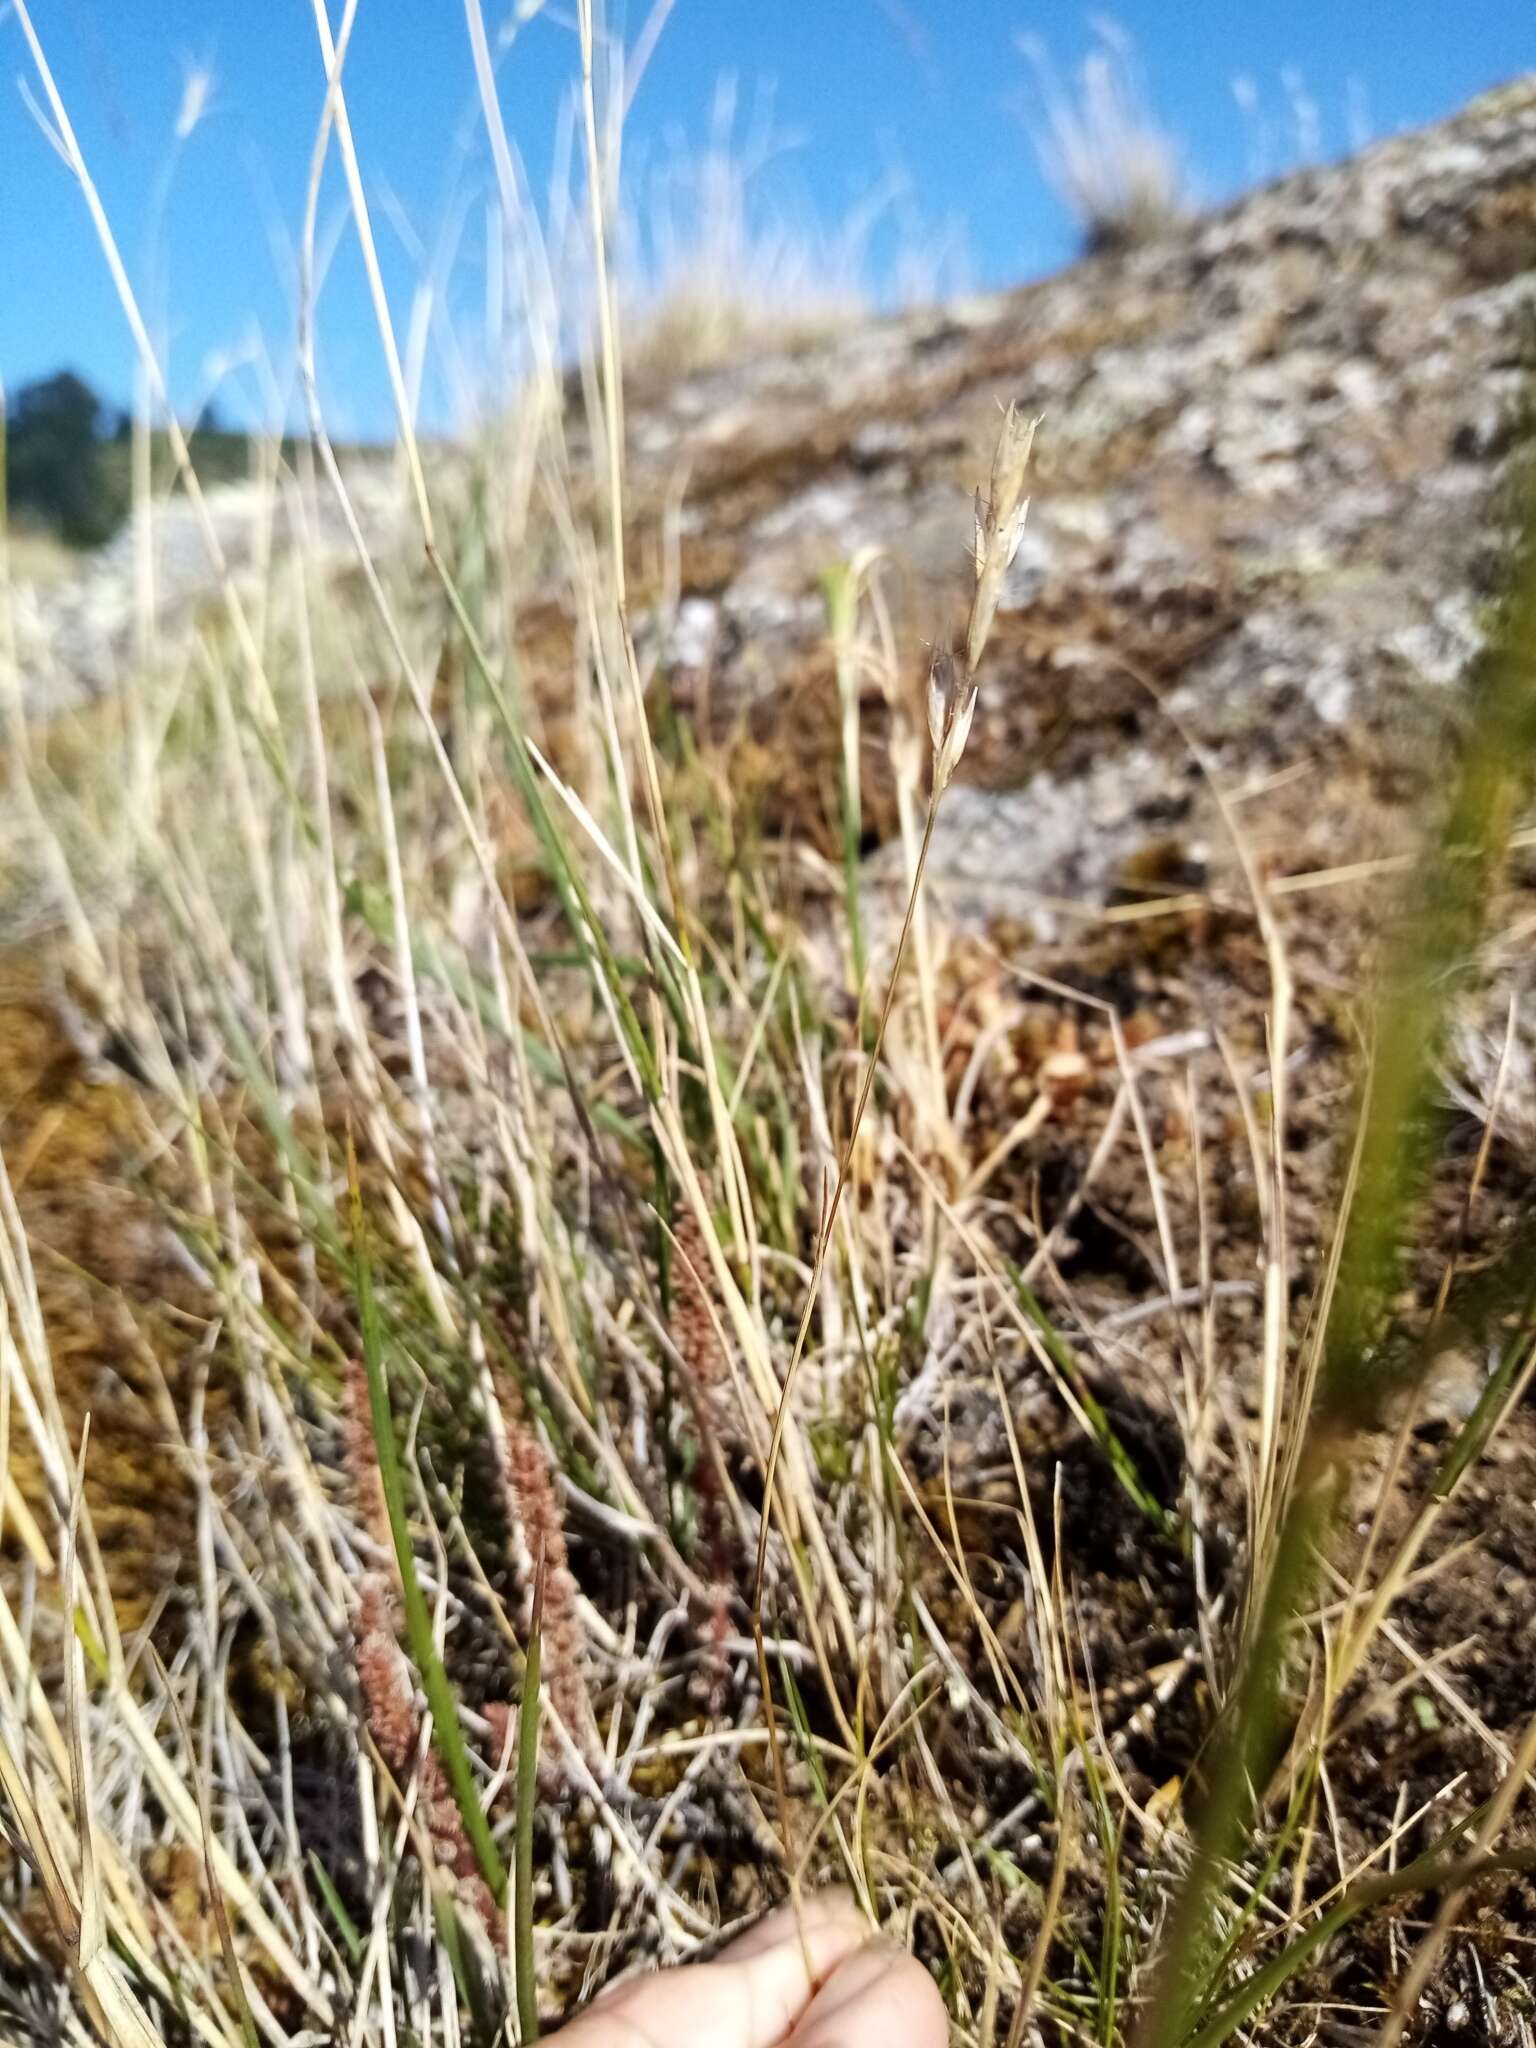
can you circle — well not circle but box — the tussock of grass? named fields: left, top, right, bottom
left=3, top=7, right=1536, bottom=2048
left=1018, top=22, right=1188, bottom=254
left=620, top=84, right=871, bottom=377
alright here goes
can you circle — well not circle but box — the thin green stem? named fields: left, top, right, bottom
left=514, top=1559, right=544, bottom=2043
left=1135, top=460, right=1536, bottom=2048
left=1184, top=1845, right=1536, bottom=2048
left=752, top=792, right=941, bottom=1612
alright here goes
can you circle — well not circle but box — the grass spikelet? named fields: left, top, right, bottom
left=490, top=1369, right=601, bottom=1770
left=348, top=1139, right=508, bottom=1917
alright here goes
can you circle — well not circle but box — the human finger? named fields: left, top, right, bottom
left=714, top=1889, right=865, bottom=1963
left=561, top=1889, right=869, bottom=2048
left=787, top=1940, right=948, bottom=2048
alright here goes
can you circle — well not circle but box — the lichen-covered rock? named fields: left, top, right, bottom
left=595, top=76, right=1536, bottom=926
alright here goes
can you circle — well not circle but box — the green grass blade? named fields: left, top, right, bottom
left=307, top=1853, right=363, bottom=1964
left=1184, top=1842, right=1536, bottom=2048
left=1134, top=460, right=1536, bottom=2048
left=1005, top=1262, right=1179, bottom=1540
left=514, top=1558, right=544, bottom=2044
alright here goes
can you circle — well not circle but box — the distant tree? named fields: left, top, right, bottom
left=4, top=369, right=127, bottom=546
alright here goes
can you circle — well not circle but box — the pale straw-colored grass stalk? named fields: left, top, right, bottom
left=751, top=401, right=1037, bottom=1838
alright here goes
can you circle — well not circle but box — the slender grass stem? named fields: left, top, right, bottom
left=752, top=793, right=942, bottom=1616
left=514, top=1559, right=545, bottom=2044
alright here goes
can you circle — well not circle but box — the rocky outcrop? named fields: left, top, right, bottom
left=5, top=455, right=410, bottom=712
left=607, top=75, right=1536, bottom=929
left=11, top=78, right=1536, bottom=937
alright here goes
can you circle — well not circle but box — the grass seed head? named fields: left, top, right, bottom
left=927, top=647, right=979, bottom=793
left=491, top=1372, right=602, bottom=1767
left=964, top=403, right=1038, bottom=678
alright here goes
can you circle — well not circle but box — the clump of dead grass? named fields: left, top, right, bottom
left=621, top=81, right=871, bottom=376
left=1018, top=19, right=1188, bottom=254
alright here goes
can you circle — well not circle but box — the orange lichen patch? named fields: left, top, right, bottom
left=1459, top=176, right=1536, bottom=283
left=722, top=647, right=906, bottom=860
left=0, top=969, right=217, bottom=1625
left=675, top=533, right=744, bottom=595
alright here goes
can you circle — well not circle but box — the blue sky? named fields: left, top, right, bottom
left=2, top=3, right=1530, bottom=441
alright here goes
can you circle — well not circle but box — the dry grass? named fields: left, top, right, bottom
left=1017, top=20, right=1188, bottom=254
left=3, top=9, right=1536, bottom=2048
left=620, top=80, right=873, bottom=377
left=0, top=528, right=77, bottom=588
